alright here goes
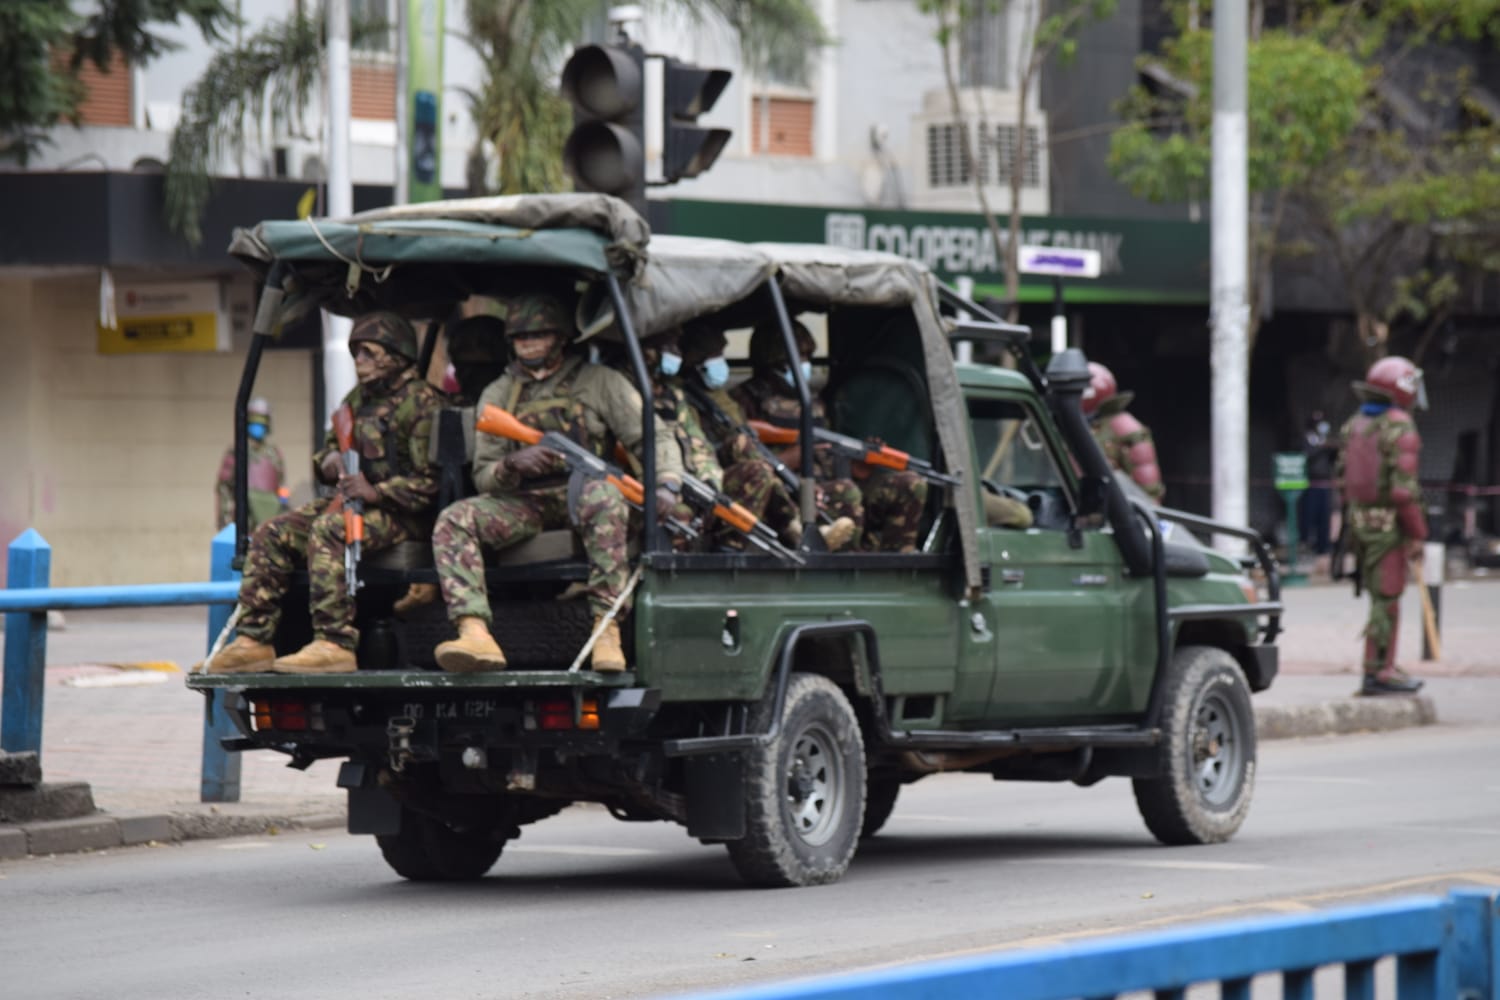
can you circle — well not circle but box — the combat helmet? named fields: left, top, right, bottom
left=1080, top=361, right=1134, bottom=418
left=749, top=319, right=814, bottom=372
left=349, top=311, right=418, bottom=362
left=1353, top=355, right=1426, bottom=411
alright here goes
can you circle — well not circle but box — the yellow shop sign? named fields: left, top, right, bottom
left=98, top=280, right=229, bottom=354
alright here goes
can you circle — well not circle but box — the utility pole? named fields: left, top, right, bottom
left=1211, top=0, right=1249, bottom=546
left=394, top=0, right=409, bottom=205
left=322, top=0, right=356, bottom=427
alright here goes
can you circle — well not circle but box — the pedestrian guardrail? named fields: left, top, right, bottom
left=2, top=526, right=243, bottom=802
left=684, top=888, right=1499, bottom=1000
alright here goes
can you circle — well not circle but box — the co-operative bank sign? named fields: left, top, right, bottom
left=663, top=199, right=1210, bottom=304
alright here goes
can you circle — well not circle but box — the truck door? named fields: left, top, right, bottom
left=967, top=394, right=1135, bottom=724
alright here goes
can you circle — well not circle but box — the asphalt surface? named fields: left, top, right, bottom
left=2, top=570, right=1496, bottom=860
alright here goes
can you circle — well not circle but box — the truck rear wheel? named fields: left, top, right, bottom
left=726, top=673, right=866, bottom=887
left=377, top=807, right=507, bottom=881
left=1133, top=645, right=1256, bottom=845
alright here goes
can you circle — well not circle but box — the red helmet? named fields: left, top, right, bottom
left=1355, top=356, right=1426, bottom=410
left=1081, top=362, right=1117, bottom=417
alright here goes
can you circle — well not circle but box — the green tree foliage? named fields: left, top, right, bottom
left=0, top=0, right=233, bottom=164
left=1108, top=0, right=1500, bottom=360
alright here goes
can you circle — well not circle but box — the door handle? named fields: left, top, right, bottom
left=1000, top=569, right=1024, bottom=584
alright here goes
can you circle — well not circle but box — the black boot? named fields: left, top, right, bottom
left=1360, top=670, right=1424, bottom=696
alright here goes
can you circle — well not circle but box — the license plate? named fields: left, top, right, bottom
left=399, top=699, right=499, bottom=721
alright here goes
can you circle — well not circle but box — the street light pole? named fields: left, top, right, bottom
left=1211, top=0, right=1250, bottom=546
left=322, top=0, right=355, bottom=427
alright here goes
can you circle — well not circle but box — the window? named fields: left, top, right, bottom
left=54, top=50, right=132, bottom=127
left=959, top=4, right=1008, bottom=89
left=751, top=95, right=815, bottom=157
left=351, top=64, right=396, bottom=120
left=968, top=397, right=1075, bottom=531
left=351, top=0, right=395, bottom=54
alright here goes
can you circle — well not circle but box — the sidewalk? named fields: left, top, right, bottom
left=3, top=578, right=1497, bottom=859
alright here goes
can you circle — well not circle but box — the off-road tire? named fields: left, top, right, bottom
left=1133, top=645, right=1256, bottom=845
left=726, top=673, right=866, bottom=887
left=861, top=775, right=901, bottom=839
left=376, top=807, right=508, bottom=881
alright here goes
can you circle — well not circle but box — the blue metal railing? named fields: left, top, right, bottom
left=682, top=888, right=1499, bottom=1000
left=2, top=526, right=243, bottom=801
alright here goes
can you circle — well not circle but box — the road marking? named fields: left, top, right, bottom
left=892, top=813, right=977, bottom=824
left=508, top=844, right=662, bottom=857
left=1258, top=775, right=1378, bottom=785
left=1393, top=824, right=1500, bottom=837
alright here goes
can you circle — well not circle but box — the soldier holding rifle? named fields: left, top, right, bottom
left=200, top=313, right=442, bottom=675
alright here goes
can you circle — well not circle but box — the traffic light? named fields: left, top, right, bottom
left=561, top=44, right=646, bottom=212
left=661, top=58, right=732, bottom=183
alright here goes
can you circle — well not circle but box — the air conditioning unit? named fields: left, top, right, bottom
left=909, top=88, right=1049, bottom=214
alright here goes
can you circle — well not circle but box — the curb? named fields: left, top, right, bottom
left=1255, top=695, right=1437, bottom=741
left=0, top=807, right=346, bottom=862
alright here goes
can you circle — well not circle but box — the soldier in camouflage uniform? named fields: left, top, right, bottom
left=735, top=321, right=925, bottom=552
left=1336, top=356, right=1428, bottom=696
left=1082, top=362, right=1165, bottom=504
left=215, top=396, right=288, bottom=533
left=431, top=294, right=684, bottom=674
left=203, top=313, right=443, bottom=674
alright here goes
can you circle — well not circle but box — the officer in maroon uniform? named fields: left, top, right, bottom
left=1082, top=362, right=1165, bottom=503
left=1337, top=356, right=1428, bottom=695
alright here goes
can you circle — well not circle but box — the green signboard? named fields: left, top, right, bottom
left=661, top=198, right=1210, bottom=305
left=1273, top=452, right=1309, bottom=491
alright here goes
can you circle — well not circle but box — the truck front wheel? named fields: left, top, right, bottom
left=1133, top=645, right=1256, bottom=845
left=377, top=807, right=507, bottom=881
left=726, top=673, right=866, bottom=887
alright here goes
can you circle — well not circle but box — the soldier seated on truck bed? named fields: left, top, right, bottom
left=734, top=320, right=927, bottom=552
left=200, top=312, right=443, bottom=675
left=430, top=293, right=684, bottom=675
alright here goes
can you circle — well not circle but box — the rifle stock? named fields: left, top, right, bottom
left=331, top=404, right=363, bottom=594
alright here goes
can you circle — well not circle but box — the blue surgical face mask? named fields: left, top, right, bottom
left=700, top=356, right=730, bottom=389
left=659, top=351, right=683, bottom=377
left=781, top=359, right=814, bottom=387
left=247, top=422, right=268, bottom=442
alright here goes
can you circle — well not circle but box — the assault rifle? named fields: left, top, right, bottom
left=748, top=420, right=962, bottom=489
left=331, top=404, right=364, bottom=595
left=475, top=405, right=695, bottom=542
left=673, top=474, right=804, bottom=565
left=680, top=381, right=802, bottom=496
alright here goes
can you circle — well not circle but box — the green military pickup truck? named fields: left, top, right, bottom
left=190, top=194, right=1282, bottom=888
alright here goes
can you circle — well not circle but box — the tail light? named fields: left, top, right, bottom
left=533, top=696, right=601, bottom=732
left=250, top=697, right=324, bottom=732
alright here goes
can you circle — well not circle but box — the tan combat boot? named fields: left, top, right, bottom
left=819, top=516, right=858, bottom=553
left=198, top=635, right=275, bottom=675
left=392, top=582, right=439, bottom=618
left=591, top=618, right=627, bottom=673
left=272, top=639, right=357, bottom=675
left=434, top=617, right=508, bottom=673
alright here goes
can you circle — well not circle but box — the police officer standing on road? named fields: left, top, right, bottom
left=1336, top=356, right=1428, bottom=696
left=429, top=293, right=684, bottom=674
left=201, top=313, right=444, bottom=675
left=216, top=396, right=289, bottom=533
left=1082, top=362, right=1165, bottom=504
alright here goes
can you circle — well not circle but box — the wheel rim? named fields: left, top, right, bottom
left=1189, top=687, right=1245, bottom=807
left=783, top=721, right=844, bottom=846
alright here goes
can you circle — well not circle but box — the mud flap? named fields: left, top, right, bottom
left=685, top=752, right=746, bottom=840
left=339, top=761, right=401, bottom=835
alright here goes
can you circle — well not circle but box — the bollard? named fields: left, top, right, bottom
left=1420, top=540, right=1444, bottom=662
left=201, top=525, right=243, bottom=803
left=2, top=530, right=51, bottom=759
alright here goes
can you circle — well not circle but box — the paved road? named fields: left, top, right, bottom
left=2, top=724, right=1497, bottom=1000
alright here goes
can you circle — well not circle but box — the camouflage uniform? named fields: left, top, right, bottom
left=734, top=373, right=865, bottom=535
left=1337, top=404, right=1427, bottom=680
left=216, top=438, right=287, bottom=532
left=235, top=366, right=442, bottom=650
left=433, top=353, right=684, bottom=623
left=1090, top=406, right=1165, bottom=503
